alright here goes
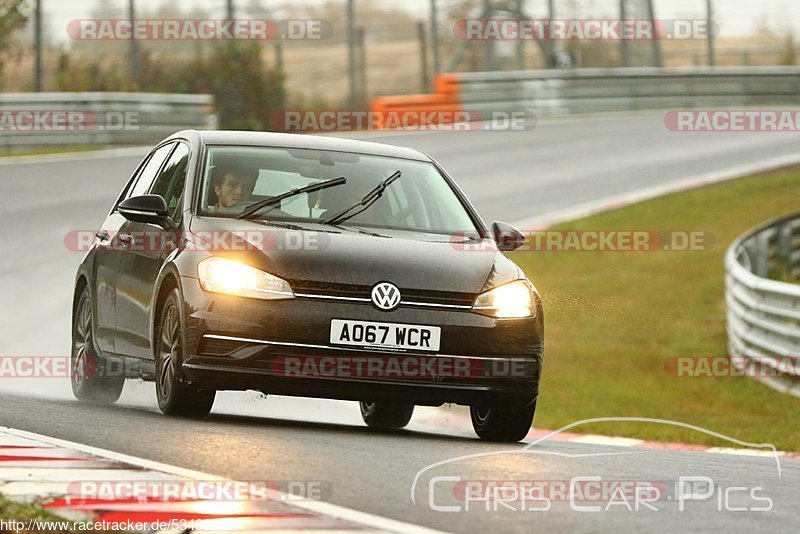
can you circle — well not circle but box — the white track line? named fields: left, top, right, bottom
left=568, top=435, right=645, bottom=447
left=705, top=447, right=785, bottom=458
left=0, top=427, right=446, bottom=534
left=512, top=152, right=800, bottom=229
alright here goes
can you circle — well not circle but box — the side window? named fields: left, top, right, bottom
left=149, top=143, right=190, bottom=220
left=124, top=143, right=176, bottom=201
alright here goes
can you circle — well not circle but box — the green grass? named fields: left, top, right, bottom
left=0, top=145, right=110, bottom=158
left=0, top=495, right=87, bottom=533
left=511, top=168, right=800, bottom=450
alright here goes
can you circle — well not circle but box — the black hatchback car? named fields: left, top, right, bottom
left=71, top=130, right=544, bottom=442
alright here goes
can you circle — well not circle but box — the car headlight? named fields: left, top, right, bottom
left=473, top=279, right=538, bottom=318
left=197, top=257, right=294, bottom=300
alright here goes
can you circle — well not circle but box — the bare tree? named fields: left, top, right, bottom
left=0, top=0, right=28, bottom=85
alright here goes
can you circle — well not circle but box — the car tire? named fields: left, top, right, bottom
left=470, top=400, right=537, bottom=442
left=359, top=401, right=414, bottom=429
left=71, top=287, right=124, bottom=404
left=155, top=289, right=216, bottom=417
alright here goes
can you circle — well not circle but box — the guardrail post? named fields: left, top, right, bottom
left=787, top=220, right=800, bottom=273
left=778, top=221, right=792, bottom=266
left=754, top=231, right=772, bottom=277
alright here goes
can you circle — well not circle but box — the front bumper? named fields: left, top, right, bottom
left=179, top=276, right=544, bottom=406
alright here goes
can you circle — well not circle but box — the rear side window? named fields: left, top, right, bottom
left=125, top=143, right=176, bottom=201
left=149, top=143, right=190, bottom=220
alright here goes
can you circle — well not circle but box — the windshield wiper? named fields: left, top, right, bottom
left=322, top=170, right=401, bottom=226
left=236, top=176, right=346, bottom=220
left=324, top=221, right=391, bottom=238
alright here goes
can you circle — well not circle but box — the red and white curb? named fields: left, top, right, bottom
left=0, top=426, right=442, bottom=533
left=526, top=429, right=800, bottom=458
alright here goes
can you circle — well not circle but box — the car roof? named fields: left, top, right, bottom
left=168, top=130, right=431, bottom=162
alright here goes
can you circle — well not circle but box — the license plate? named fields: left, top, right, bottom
left=330, top=319, right=441, bottom=352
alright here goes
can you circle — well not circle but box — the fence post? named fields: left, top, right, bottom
left=417, top=21, right=430, bottom=92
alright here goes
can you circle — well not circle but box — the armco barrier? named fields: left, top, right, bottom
left=372, top=67, right=800, bottom=122
left=725, top=212, right=800, bottom=397
left=0, top=92, right=217, bottom=149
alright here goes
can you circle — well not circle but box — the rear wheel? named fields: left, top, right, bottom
left=155, top=289, right=216, bottom=417
left=470, top=400, right=537, bottom=442
left=359, top=401, right=414, bottom=429
left=70, top=288, right=124, bottom=404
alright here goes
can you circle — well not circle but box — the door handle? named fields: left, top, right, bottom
left=96, top=230, right=110, bottom=242
left=117, top=233, right=135, bottom=247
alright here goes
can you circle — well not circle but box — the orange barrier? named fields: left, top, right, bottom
left=434, top=73, right=461, bottom=96
left=369, top=74, right=463, bottom=129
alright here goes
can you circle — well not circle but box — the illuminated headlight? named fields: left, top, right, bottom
left=198, top=258, right=294, bottom=300
left=473, top=280, right=538, bottom=318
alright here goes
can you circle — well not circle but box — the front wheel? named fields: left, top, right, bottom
left=360, top=401, right=414, bottom=429
left=71, top=287, right=124, bottom=404
left=155, top=289, right=216, bottom=417
left=470, top=400, right=537, bottom=442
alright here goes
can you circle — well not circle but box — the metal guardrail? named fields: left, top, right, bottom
left=0, top=92, right=217, bottom=149
left=725, top=212, right=800, bottom=397
left=455, top=67, right=800, bottom=116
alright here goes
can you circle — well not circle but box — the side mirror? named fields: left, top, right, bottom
left=118, top=195, right=172, bottom=228
left=492, top=221, right=525, bottom=252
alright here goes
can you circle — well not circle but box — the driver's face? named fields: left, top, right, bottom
left=215, top=173, right=246, bottom=208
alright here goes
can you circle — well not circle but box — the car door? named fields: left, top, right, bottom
left=114, top=142, right=190, bottom=360
left=92, top=212, right=132, bottom=356
left=112, top=142, right=178, bottom=358
left=91, top=148, right=164, bottom=355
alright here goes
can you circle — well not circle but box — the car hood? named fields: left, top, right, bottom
left=188, top=217, right=521, bottom=294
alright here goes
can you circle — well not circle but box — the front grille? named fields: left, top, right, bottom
left=288, top=280, right=475, bottom=307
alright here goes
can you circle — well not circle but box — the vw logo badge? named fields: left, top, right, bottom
left=371, top=282, right=401, bottom=311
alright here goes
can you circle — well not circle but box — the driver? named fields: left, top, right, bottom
left=209, top=164, right=258, bottom=213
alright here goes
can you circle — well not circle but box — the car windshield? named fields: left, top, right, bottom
left=198, top=146, right=479, bottom=235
